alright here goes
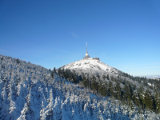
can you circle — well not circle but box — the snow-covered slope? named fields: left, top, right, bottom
left=61, top=58, right=120, bottom=76
left=0, top=55, right=160, bottom=120
left=60, top=58, right=148, bottom=88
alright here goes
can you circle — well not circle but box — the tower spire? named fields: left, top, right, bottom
left=86, top=42, right=88, bottom=54
left=84, top=42, right=90, bottom=59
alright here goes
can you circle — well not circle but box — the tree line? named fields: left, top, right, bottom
left=51, top=68, right=160, bottom=113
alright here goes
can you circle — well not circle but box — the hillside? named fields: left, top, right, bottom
left=59, top=57, right=160, bottom=114
left=0, top=55, right=160, bottom=120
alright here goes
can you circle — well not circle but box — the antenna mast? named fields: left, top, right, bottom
left=86, top=42, right=88, bottom=54
left=83, top=42, right=90, bottom=59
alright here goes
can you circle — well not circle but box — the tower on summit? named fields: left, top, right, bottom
left=84, top=42, right=90, bottom=59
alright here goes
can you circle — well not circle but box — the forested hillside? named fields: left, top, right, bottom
left=0, top=55, right=160, bottom=120
left=59, top=58, right=160, bottom=113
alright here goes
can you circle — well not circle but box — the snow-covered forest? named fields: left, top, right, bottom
left=0, top=55, right=160, bottom=120
left=59, top=58, right=160, bottom=113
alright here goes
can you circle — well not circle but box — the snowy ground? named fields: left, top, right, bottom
left=0, top=55, right=160, bottom=120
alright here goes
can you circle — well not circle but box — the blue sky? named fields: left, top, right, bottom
left=0, top=0, right=160, bottom=76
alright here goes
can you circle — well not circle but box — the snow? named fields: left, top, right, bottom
left=61, top=58, right=120, bottom=76
left=60, top=57, right=142, bottom=88
left=0, top=55, right=160, bottom=120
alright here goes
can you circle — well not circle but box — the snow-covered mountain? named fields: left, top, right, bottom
left=60, top=57, right=159, bottom=89
left=60, top=57, right=140, bottom=88
left=59, top=56, right=160, bottom=114
left=61, top=58, right=120, bottom=75
left=0, top=54, right=160, bottom=120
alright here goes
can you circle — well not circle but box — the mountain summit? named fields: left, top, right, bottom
left=61, top=57, right=119, bottom=76
left=61, top=46, right=120, bottom=76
